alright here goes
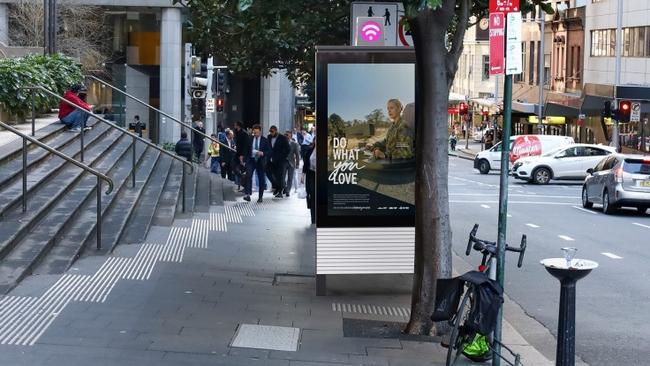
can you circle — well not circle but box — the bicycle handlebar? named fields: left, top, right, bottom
left=466, top=223, right=527, bottom=268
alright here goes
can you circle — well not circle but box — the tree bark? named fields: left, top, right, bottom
left=404, top=8, right=454, bottom=336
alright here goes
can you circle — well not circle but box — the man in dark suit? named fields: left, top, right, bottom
left=234, top=121, right=250, bottom=165
left=244, top=124, right=271, bottom=203
left=266, top=125, right=291, bottom=198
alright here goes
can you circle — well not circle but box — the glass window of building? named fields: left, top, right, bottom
left=482, top=55, right=489, bottom=81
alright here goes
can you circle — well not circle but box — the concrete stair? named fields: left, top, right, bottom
left=0, top=122, right=206, bottom=293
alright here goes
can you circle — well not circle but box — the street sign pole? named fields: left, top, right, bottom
left=493, top=4, right=519, bottom=366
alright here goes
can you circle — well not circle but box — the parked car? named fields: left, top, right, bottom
left=473, top=128, right=488, bottom=142
left=582, top=154, right=650, bottom=214
left=474, top=135, right=574, bottom=174
left=512, top=144, right=616, bottom=184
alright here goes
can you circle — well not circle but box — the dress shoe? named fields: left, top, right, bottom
left=243, top=195, right=251, bottom=202
left=257, top=197, right=263, bottom=203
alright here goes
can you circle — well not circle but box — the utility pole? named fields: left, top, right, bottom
left=613, top=0, right=623, bottom=150
left=538, top=7, right=545, bottom=134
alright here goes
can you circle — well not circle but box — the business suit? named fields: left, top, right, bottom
left=302, top=145, right=316, bottom=224
left=245, top=134, right=271, bottom=200
left=220, top=137, right=235, bottom=181
left=285, top=139, right=301, bottom=194
left=234, top=128, right=251, bottom=164
left=266, top=133, right=291, bottom=195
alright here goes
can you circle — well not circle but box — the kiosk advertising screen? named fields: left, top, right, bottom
left=316, top=48, right=416, bottom=228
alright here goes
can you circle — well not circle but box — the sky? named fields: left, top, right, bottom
left=327, top=63, right=415, bottom=122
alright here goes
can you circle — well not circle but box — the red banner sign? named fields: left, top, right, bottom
left=489, top=12, right=505, bottom=76
left=510, top=135, right=542, bottom=163
left=489, top=0, right=520, bottom=13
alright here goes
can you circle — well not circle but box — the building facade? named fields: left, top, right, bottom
left=583, top=0, right=650, bottom=152
left=0, top=0, right=296, bottom=143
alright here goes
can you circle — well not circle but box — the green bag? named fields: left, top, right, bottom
left=462, top=334, right=492, bottom=362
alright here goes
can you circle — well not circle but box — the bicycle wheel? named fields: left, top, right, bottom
left=446, top=290, right=473, bottom=366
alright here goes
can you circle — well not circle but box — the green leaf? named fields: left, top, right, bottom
left=426, top=0, right=443, bottom=9
left=238, top=0, right=253, bottom=12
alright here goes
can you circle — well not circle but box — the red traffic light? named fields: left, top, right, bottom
left=216, top=98, right=224, bottom=107
left=459, top=102, right=468, bottom=115
left=620, top=100, right=630, bottom=111
left=618, top=100, right=631, bottom=122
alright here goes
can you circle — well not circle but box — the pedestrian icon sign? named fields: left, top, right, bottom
left=351, top=2, right=405, bottom=47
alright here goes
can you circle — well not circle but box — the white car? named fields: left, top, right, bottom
left=474, top=135, right=574, bottom=174
left=512, top=144, right=617, bottom=184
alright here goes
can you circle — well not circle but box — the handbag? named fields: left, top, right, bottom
left=297, top=187, right=307, bottom=199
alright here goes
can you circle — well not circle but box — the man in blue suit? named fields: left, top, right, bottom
left=244, top=124, right=271, bottom=203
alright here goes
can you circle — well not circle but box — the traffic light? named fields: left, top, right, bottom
left=603, top=100, right=612, bottom=118
left=216, top=69, right=227, bottom=96
left=618, top=100, right=631, bottom=122
left=191, top=56, right=201, bottom=76
left=459, top=102, right=468, bottom=115
left=216, top=97, right=224, bottom=112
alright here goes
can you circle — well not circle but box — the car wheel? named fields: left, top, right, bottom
left=582, top=186, right=593, bottom=209
left=478, top=160, right=490, bottom=175
left=637, top=206, right=648, bottom=215
left=602, top=190, right=616, bottom=215
left=533, top=167, right=551, bottom=185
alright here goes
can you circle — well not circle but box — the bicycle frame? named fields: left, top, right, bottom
left=446, top=224, right=527, bottom=366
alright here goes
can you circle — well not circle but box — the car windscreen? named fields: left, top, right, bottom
left=623, top=159, right=650, bottom=174
left=542, top=146, right=564, bottom=157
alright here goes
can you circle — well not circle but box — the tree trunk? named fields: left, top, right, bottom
left=404, top=9, right=453, bottom=336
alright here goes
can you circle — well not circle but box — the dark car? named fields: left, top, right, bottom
left=582, top=154, right=650, bottom=214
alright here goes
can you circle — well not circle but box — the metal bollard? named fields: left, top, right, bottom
left=541, top=250, right=598, bottom=366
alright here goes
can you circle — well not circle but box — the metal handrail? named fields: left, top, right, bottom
left=0, top=119, right=113, bottom=250
left=84, top=75, right=236, bottom=152
left=30, top=85, right=194, bottom=212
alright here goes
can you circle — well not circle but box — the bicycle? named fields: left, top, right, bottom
left=445, top=224, right=527, bottom=366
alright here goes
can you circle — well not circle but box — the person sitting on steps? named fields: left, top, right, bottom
left=58, top=84, right=93, bottom=133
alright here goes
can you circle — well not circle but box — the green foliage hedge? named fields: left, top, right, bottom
left=0, top=54, right=82, bottom=119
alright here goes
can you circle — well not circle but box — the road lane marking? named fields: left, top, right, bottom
left=450, top=200, right=575, bottom=206
left=573, top=206, right=597, bottom=215
left=481, top=204, right=491, bottom=209
left=450, top=193, right=577, bottom=199
left=526, top=223, right=540, bottom=228
left=558, top=235, right=574, bottom=241
left=633, top=222, right=650, bottom=229
left=601, top=252, right=623, bottom=259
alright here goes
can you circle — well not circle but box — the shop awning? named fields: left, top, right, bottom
left=512, top=101, right=537, bottom=114
left=545, top=102, right=580, bottom=118
left=449, top=92, right=466, bottom=102
left=582, top=95, right=610, bottom=117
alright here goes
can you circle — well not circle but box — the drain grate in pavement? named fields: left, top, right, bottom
left=332, top=303, right=410, bottom=317
left=230, top=324, right=301, bottom=351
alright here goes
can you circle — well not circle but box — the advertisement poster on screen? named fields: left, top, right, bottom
left=316, top=49, right=416, bottom=227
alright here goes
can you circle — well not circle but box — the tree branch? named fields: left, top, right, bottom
left=445, top=0, right=470, bottom=89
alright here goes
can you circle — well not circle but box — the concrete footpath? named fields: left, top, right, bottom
left=0, top=181, right=573, bottom=366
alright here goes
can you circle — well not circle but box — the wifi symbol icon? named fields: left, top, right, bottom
left=360, top=21, right=382, bottom=43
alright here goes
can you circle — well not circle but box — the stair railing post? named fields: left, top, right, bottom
left=80, top=124, right=85, bottom=163
left=31, top=90, right=35, bottom=137
left=22, top=138, right=27, bottom=212
left=182, top=163, right=186, bottom=212
left=96, top=176, right=102, bottom=250
left=132, top=136, right=136, bottom=188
